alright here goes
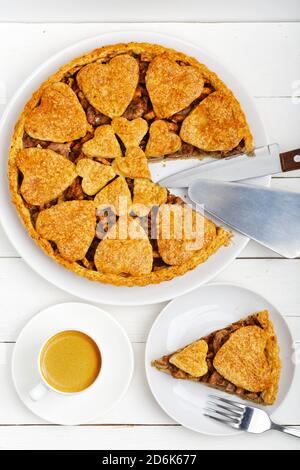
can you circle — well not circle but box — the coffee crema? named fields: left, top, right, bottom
left=40, top=330, right=101, bottom=393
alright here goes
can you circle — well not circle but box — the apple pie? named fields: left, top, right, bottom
left=8, top=42, right=253, bottom=286
left=152, top=310, right=281, bottom=405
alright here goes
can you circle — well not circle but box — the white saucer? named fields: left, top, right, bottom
left=145, top=283, right=295, bottom=436
left=12, top=302, right=134, bottom=425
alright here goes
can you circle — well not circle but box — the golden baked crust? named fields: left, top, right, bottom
left=157, top=205, right=216, bottom=265
left=77, top=54, right=139, bottom=118
left=213, top=326, right=272, bottom=393
left=133, top=178, right=168, bottom=216
left=8, top=42, right=251, bottom=286
left=76, top=159, right=116, bottom=196
left=94, top=176, right=132, bottom=216
left=82, top=125, right=122, bottom=159
left=36, top=200, right=96, bottom=262
left=170, top=340, right=208, bottom=377
left=180, top=91, right=248, bottom=152
left=145, top=120, right=182, bottom=158
left=145, top=53, right=204, bottom=118
left=111, top=117, right=148, bottom=148
left=17, top=148, right=77, bottom=205
left=94, top=216, right=153, bottom=276
left=114, top=147, right=151, bottom=179
left=152, top=310, right=281, bottom=405
left=255, top=310, right=281, bottom=405
left=24, top=82, right=89, bottom=142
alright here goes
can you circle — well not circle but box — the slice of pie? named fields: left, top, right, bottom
left=152, top=310, right=281, bottom=405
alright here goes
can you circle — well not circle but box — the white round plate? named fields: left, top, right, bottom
left=12, top=302, right=134, bottom=425
left=145, top=283, right=294, bottom=436
left=0, top=31, right=268, bottom=305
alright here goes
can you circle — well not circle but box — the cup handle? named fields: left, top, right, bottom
left=29, top=382, right=48, bottom=401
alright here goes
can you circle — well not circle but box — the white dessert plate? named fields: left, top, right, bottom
left=0, top=31, right=268, bottom=305
left=145, top=283, right=294, bottom=436
left=12, top=302, right=134, bottom=425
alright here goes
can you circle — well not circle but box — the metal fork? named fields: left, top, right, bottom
left=204, top=395, right=300, bottom=438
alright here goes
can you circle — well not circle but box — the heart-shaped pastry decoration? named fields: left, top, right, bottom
left=94, top=216, right=153, bottom=276
left=76, top=158, right=116, bottom=196
left=77, top=54, right=139, bottom=118
left=132, top=178, right=168, bottom=216
left=157, top=204, right=216, bottom=265
left=111, top=117, right=148, bottom=148
left=213, top=326, right=272, bottom=392
left=16, top=148, right=77, bottom=206
left=114, top=147, right=150, bottom=179
left=24, top=82, right=88, bottom=142
left=82, top=125, right=122, bottom=159
left=145, top=120, right=181, bottom=157
left=36, top=200, right=96, bottom=262
left=180, top=91, right=245, bottom=151
left=170, top=340, right=208, bottom=378
left=94, top=176, right=131, bottom=216
left=146, top=53, right=204, bottom=118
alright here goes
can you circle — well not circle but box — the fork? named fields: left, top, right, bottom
left=204, top=395, right=300, bottom=438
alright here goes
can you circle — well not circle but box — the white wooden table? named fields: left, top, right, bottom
left=0, top=6, right=300, bottom=449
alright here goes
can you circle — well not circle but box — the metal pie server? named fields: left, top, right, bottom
left=188, top=179, right=300, bottom=258
left=159, top=144, right=300, bottom=187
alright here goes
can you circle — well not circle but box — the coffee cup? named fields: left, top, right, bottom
left=29, top=329, right=101, bottom=401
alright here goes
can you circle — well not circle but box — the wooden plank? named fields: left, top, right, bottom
left=1, top=337, right=300, bottom=426
left=255, top=99, right=300, bottom=169
left=0, top=23, right=299, bottom=99
left=1, top=1, right=300, bottom=23
left=0, top=315, right=299, bottom=426
left=0, top=258, right=166, bottom=342
left=0, top=258, right=299, bottom=342
left=0, top=343, right=173, bottom=425
left=215, top=259, right=300, bottom=317
left=0, top=19, right=299, bottom=451
left=0, top=424, right=299, bottom=450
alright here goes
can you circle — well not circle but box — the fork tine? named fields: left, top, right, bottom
left=207, top=401, right=242, bottom=418
left=203, top=413, right=240, bottom=429
left=208, top=394, right=246, bottom=410
left=204, top=407, right=240, bottom=423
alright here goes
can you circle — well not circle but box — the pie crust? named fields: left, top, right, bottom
left=8, top=42, right=252, bottom=286
left=152, top=310, right=281, bottom=405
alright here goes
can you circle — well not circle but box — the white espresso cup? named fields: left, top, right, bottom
left=29, top=329, right=102, bottom=401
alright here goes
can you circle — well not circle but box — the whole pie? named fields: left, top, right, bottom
left=152, top=310, right=281, bottom=405
left=8, top=42, right=253, bottom=286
